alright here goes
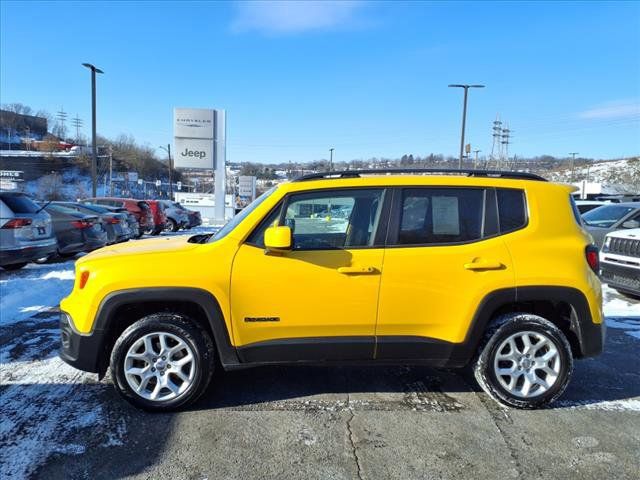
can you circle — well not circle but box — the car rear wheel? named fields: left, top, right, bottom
left=473, top=313, right=573, bottom=409
left=151, top=226, right=163, bottom=236
left=110, top=314, right=215, bottom=411
left=2, top=262, right=27, bottom=271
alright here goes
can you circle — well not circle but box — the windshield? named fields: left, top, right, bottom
left=582, top=204, right=636, bottom=228
left=209, top=187, right=277, bottom=243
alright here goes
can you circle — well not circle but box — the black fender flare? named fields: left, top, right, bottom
left=446, top=286, right=604, bottom=367
left=93, top=287, right=239, bottom=367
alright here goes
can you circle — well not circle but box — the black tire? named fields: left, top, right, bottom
left=135, top=229, right=144, bottom=239
left=167, top=218, right=179, bottom=232
left=473, top=313, right=573, bottom=409
left=151, top=226, right=162, bottom=236
left=2, top=262, right=27, bottom=271
left=58, top=251, right=78, bottom=259
left=110, top=313, right=215, bottom=411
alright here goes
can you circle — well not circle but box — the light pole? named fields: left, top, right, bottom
left=448, top=84, right=485, bottom=170
left=82, top=63, right=104, bottom=197
left=159, top=144, right=173, bottom=200
left=569, top=152, right=579, bottom=182
left=329, top=147, right=334, bottom=172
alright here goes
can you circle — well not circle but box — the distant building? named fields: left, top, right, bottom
left=0, top=110, right=48, bottom=148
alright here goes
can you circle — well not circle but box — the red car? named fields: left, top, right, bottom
left=144, top=200, right=168, bottom=236
left=83, top=197, right=153, bottom=237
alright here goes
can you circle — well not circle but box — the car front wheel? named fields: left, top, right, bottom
left=110, top=314, right=215, bottom=411
left=473, top=313, right=573, bottom=409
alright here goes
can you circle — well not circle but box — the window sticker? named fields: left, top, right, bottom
left=432, top=196, right=460, bottom=235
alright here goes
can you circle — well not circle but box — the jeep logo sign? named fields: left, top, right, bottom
left=174, top=138, right=213, bottom=169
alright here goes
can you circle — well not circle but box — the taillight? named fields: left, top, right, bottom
left=79, top=271, right=90, bottom=289
left=2, top=218, right=33, bottom=229
left=586, top=245, right=599, bottom=273
left=71, top=220, right=93, bottom=229
left=106, top=217, right=120, bottom=224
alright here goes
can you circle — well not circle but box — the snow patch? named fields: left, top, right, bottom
left=557, top=398, right=640, bottom=412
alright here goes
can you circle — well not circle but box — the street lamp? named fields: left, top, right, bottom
left=159, top=144, right=173, bottom=200
left=448, top=84, right=485, bottom=169
left=329, top=147, right=334, bottom=172
left=82, top=63, right=104, bottom=197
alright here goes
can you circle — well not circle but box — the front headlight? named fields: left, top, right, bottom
left=602, top=236, right=611, bottom=253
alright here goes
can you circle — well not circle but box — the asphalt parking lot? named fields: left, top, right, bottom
left=1, top=282, right=639, bottom=480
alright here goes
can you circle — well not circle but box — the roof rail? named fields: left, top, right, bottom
left=293, top=168, right=547, bottom=182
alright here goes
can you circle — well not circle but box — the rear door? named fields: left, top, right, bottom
left=375, top=187, right=517, bottom=360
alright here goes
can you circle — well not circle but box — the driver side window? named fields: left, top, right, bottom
left=284, top=189, right=385, bottom=250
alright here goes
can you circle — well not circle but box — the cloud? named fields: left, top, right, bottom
left=579, top=99, right=640, bottom=120
left=231, top=0, right=366, bottom=35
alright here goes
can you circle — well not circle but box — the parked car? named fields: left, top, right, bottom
left=575, top=200, right=607, bottom=214
left=0, top=192, right=57, bottom=270
left=599, top=228, right=640, bottom=299
left=40, top=203, right=107, bottom=258
left=159, top=200, right=189, bottom=232
left=55, top=202, right=131, bottom=244
left=61, top=169, right=605, bottom=411
left=83, top=198, right=153, bottom=237
left=145, top=200, right=168, bottom=235
left=582, top=202, right=640, bottom=247
left=175, top=203, right=202, bottom=229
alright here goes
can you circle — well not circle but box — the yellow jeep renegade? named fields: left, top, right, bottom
left=59, top=169, right=605, bottom=411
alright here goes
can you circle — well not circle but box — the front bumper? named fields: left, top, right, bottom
left=59, top=311, right=105, bottom=374
left=600, top=262, right=640, bottom=296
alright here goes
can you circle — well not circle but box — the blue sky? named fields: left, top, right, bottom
left=1, top=0, right=639, bottom=163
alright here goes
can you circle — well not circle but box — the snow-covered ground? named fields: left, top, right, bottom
left=0, top=233, right=639, bottom=478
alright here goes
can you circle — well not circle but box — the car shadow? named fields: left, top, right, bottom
left=187, top=321, right=640, bottom=412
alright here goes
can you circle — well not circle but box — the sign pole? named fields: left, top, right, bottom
left=214, top=110, right=226, bottom=223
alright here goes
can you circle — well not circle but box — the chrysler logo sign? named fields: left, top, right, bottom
left=174, top=108, right=214, bottom=139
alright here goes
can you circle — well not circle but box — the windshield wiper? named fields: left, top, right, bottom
left=187, top=233, right=213, bottom=244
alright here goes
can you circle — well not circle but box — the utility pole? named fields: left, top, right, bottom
left=490, top=115, right=502, bottom=169
left=159, top=144, right=174, bottom=200
left=109, top=146, right=113, bottom=196
left=448, top=84, right=485, bottom=169
left=329, top=148, right=334, bottom=172
left=82, top=63, right=104, bottom=197
left=473, top=149, right=481, bottom=170
left=569, top=152, right=579, bottom=182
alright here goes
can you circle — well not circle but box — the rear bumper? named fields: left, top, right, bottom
left=59, top=311, right=105, bottom=374
left=0, top=240, right=58, bottom=266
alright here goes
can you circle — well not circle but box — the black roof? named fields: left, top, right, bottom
left=293, top=168, right=546, bottom=182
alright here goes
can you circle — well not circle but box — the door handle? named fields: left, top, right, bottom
left=464, top=260, right=504, bottom=271
left=337, top=266, right=378, bottom=274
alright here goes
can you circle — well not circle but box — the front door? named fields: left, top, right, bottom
left=230, top=188, right=388, bottom=363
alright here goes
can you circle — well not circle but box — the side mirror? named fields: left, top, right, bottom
left=264, top=226, right=292, bottom=251
left=621, top=219, right=640, bottom=229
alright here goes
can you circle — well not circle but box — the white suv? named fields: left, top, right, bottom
left=600, top=228, right=640, bottom=298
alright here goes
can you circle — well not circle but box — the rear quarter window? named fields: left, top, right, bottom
left=497, top=189, right=527, bottom=233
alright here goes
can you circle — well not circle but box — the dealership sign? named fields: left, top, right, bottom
left=173, top=108, right=217, bottom=170
left=173, top=107, right=227, bottom=222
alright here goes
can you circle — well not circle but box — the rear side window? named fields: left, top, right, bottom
left=497, top=189, right=527, bottom=233
left=397, top=188, right=485, bottom=245
left=1, top=194, right=40, bottom=214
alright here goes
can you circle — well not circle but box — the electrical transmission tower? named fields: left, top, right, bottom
left=501, top=124, right=512, bottom=170
left=71, top=115, right=83, bottom=141
left=490, top=116, right=502, bottom=169
left=56, top=107, right=68, bottom=139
